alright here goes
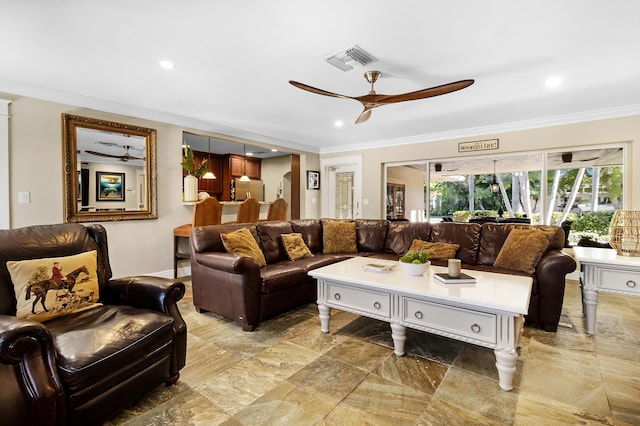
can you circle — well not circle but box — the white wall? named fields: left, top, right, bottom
left=321, top=115, right=640, bottom=219
left=5, top=95, right=319, bottom=277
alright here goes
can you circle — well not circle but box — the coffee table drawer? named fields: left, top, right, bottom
left=326, top=282, right=390, bottom=317
left=402, top=298, right=497, bottom=344
left=598, top=269, right=640, bottom=294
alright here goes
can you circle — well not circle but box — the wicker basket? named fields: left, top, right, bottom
left=609, top=210, right=640, bottom=256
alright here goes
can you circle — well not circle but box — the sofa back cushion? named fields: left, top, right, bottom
left=384, top=222, right=431, bottom=255
left=291, top=219, right=323, bottom=254
left=191, top=224, right=259, bottom=254
left=478, top=223, right=565, bottom=265
left=256, top=221, right=294, bottom=264
left=430, top=222, right=482, bottom=265
left=355, top=219, right=388, bottom=253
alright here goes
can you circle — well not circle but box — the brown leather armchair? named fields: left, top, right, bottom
left=0, top=223, right=187, bottom=426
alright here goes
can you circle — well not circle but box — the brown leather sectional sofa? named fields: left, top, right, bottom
left=190, top=219, right=576, bottom=333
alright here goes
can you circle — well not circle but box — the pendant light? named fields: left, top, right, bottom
left=202, top=137, right=216, bottom=179
left=239, top=144, right=250, bottom=182
left=490, top=160, right=500, bottom=193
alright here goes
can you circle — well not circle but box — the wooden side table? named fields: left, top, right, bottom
left=572, top=246, right=640, bottom=335
left=173, top=224, right=192, bottom=278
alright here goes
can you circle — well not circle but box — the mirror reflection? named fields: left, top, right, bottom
left=63, top=114, right=158, bottom=222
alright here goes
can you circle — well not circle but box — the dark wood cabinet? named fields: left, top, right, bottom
left=229, top=154, right=261, bottom=179
left=192, top=150, right=223, bottom=196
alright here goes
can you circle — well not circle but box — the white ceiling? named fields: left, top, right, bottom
left=2, top=1, right=640, bottom=155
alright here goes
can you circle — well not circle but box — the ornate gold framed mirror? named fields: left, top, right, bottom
left=62, top=114, right=158, bottom=222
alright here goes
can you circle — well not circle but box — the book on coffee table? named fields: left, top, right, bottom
left=433, top=272, right=476, bottom=284
left=363, top=263, right=395, bottom=273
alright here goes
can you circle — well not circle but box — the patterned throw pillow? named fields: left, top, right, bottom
left=322, top=221, right=358, bottom=254
left=7, top=251, right=101, bottom=323
left=408, top=240, right=460, bottom=260
left=281, top=233, right=314, bottom=261
left=220, top=227, right=267, bottom=267
left=493, top=229, right=550, bottom=274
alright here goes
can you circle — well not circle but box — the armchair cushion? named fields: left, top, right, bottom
left=220, top=227, right=267, bottom=267
left=7, top=251, right=100, bottom=322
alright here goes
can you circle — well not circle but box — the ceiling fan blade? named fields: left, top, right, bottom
left=289, top=80, right=353, bottom=100
left=377, top=79, right=475, bottom=104
left=355, top=108, right=372, bottom=124
left=85, top=150, right=122, bottom=159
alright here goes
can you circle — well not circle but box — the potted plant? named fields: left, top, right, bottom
left=181, top=144, right=209, bottom=202
left=398, top=250, right=430, bottom=276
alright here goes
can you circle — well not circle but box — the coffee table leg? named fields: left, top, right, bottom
left=318, top=304, right=331, bottom=333
left=390, top=323, right=406, bottom=356
left=494, top=348, right=517, bottom=391
left=582, top=288, right=598, bottom=335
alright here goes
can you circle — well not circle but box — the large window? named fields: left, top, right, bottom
left=385, top=146, right=624, bottom=244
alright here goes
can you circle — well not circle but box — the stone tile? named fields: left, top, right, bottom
left=515, top=393, right=613, bottom=425
left=286, top=320, right=350, bottom=354
left=417, top=397, right=503, bottom=426
left=597, top=353, right=640, bottom=421
left=322, top=373, right=431, bottom=426
left=287, top=356, right=368, bottom=404
left=520, top=340, right=610, bottom=418
left=373, top=352, right=448, bottom=396
left=325, top=336, right=393, bottom=372
left=229, top=381, right=336, bottom=425
left=434, top=367, right=519, bottom=424
left=251, top=341, right=322, bottom=378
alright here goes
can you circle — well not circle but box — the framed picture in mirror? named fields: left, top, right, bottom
left=96, top=172, right=125, bottom=201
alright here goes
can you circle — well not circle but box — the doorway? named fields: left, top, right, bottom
left=321, top=155, right=362, bottom=219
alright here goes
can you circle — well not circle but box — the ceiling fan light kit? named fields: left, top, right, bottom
left=289, top=70, right=474, bottom=124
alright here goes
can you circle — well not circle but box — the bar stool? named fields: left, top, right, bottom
left=173, top=197, right=223, bottom=278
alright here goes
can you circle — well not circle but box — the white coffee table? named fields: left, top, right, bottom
left=573, top=246, right=640, bottom=335
left=309, top=257, right=532, bottom=391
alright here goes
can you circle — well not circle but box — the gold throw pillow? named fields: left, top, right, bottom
left=221, top=227, right=267, bottom=267
left=494, top=229, right=550, bottom=274
left=7, top=250, right=101, bottom=323
left=281, top=233, right=314, bottom=261
left=408, top=240, right=460, bottom=260
left=322, top=221, right=358, bottom=254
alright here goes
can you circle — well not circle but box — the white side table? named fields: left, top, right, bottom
left=572, top=247, right=640, bottom=335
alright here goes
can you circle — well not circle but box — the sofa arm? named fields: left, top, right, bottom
left=534, top=249, right=577, bottom=330
left=0, top=315, right=66, bottom=425
left=193, top=252, right=260, bottom=273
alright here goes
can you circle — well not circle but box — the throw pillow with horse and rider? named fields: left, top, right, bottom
left=7, top=250, right=101, bottom=322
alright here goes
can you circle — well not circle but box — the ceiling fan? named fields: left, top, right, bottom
left=289, top=70, right=474, bottom=124
left=85, top=144, right=145, bottom=162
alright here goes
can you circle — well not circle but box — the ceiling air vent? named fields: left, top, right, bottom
left=324, top=45, right=377, bottom=72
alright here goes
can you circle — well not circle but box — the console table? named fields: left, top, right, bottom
left=309, top=257, right=532, bottom=391
left=573, top=246, right=640, bottom=335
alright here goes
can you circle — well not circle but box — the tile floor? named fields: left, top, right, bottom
left=107, top=279, right=639, bottom=425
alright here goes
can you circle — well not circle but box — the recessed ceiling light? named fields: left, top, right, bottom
left=334, top=120, right=344, bottom=127
left=271, top=148, right=278, bottom=152
left=546, top=75, right=563, bottom=88
left=160, top=60, right=174, bottom=70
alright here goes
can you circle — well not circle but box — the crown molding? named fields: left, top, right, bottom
left=320, top=104, right=640, bottom=154
left=0, top=78, right=320, bottom=154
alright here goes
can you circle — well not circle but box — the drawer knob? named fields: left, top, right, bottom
left=334, top=293, right=341, bottom=300
left=626, top=280, right=637, bottom=288
left=373, top=301, right=381, bottom=310
left=415, top=311, right=423, bottom=319
left=470, top=323, right=481, bottom=333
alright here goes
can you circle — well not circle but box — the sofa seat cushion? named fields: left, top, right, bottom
left=260, top=263, right=311, bottom=293
left=47, top=305, right=174, bottom=393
